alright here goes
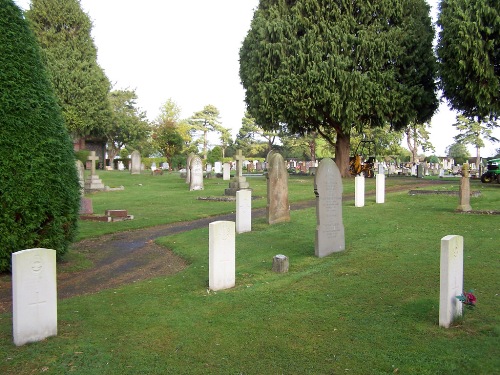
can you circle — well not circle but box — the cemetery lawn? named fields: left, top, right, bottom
left=0, top=173, right=499, bottom=374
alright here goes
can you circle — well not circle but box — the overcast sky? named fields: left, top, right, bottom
left=14, top=0, right=499, bottom=157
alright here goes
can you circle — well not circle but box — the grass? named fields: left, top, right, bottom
left=0, top=172, right=499, bottom=374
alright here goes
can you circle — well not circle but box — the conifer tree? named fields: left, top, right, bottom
left=0, top=0, right=80, bottom=271
left=26, top=0, right=112, bottom=138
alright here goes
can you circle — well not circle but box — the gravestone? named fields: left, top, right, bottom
left=272, top=254, right=289, bottom=273
left=417, top=164, right=424, bottom=178
left=439, top=235, right=463, bottom=328
left=314, top=158, right=345, bottom=257
left=130, top=150, right=141, bottom=174
left=224, top=150, right=250, bottom=196
left=151, top=162, right=157, bottom=172
left=266, top=152, right=290, bottom=224
left=118, top=161, right=125, bottom=171
left=376, top=172, right=385, bottom=204
left=355, top=174, right=365, bottom=207
left=75, top=160, right=85, bottom=194
left=457, top=164, right=472, bottom=212
left=209, top=221, right=235, bottom=291
left=223, top=162, right=230, bottom=180
left=236, top=189, right=252, bottom=234
left=206, top=163, right=212, bottom=179
left=189, top=155, right=204, bottom=191
left=84, top=151, right=104, bottom=190
left=185, top=153, right=194, bottom=184
left=214, top=161, right=222, bottom=174
left=12, top=248, right=57, bottom=346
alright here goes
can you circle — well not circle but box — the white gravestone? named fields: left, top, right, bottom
left=189, top=156, right=204, bottom=191
left=12, top=248, right=57, bottom=346
left=223, top=162, right=230, bottom=181
left=376, top=173, right=385, bottom=204
left=355, top=174, right=365, bottom=207
left=214, top=161, right=222, bottom=174
left=314, top=158, right=345, bottom=257
left=209, top=221, right=236, bottom=291
left=236, top=189, right=252, bottom=234
left=439, top=235, right=464, bottom=328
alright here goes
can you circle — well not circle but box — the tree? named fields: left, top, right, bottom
left=152, top=99, right=185, bottom=171
left=26, top=0, right=112, bottom=138
left=404, top=123, right=435, bottom=163
left=453, top=115, right=499, bottom=167
left=240, top=0, right=438, bottom=176
left=446, top=142, right=471, bottom=165
left=189, top=105, right=223, bottom=160
left=0, top=0, right=80, bottom=271
left=219, top=127, right=232, bottom=159
left=437, top=0, right=499, bottom=120
left=106, top=89, right=150, bottom=166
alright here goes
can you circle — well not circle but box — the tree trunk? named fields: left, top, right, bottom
left=309, top=132, right=317, bottom=162
left=476, top=146, right=480, bottom=170
left=107, top=148, right=118, bottom=170
left=335, top=131, right=351, bottom=177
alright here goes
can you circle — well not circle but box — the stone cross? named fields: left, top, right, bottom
left=87, top=151, right=99, bottom=176
left=234, top=150, right=245, bottom=178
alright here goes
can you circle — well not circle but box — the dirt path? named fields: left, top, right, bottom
left=0, top=180, right=448, bottom=313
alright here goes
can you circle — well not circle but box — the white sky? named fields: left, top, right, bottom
left=14, top=0, right=499, bottom=157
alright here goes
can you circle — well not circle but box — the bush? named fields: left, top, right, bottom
left=0, top=0, right=80, bottom=272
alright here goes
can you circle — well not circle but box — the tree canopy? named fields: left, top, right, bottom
left=240, top=0, right=438, bottom=176
left=0, top=0, right=80, bottom=271
left=437, top=0, right=499, bottom=120
left=26, top=0, right=112, bottom=138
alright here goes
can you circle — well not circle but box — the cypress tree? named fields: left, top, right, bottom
left=26, top=0, right=112, bottom=138
left=0, top=0, right=80, bottom=271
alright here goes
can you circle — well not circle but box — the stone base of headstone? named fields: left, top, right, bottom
left=79, top=197, right=93, bottom=215
left=225, top=176, right=252, bottom=196
left=272, top=254, right=289, bottom=273
left=84, top=175, right=105, bottom=190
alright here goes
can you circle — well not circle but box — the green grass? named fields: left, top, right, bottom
left=1, top=173, right=499, bottom=374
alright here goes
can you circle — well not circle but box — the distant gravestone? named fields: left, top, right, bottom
left=209, top=221, right=236, bottom=291
left=376, top=172, right=385, bottom=204
left=12, top=248, right=57, bottom=346
left=236, top=189, right=252, bottom=234
left=223, top=163, right=230, bottom=180
left=130, top=150, right=141, bottom=174
left=214, top=161, right=222, bottom=174
left=224, top=150, right=250, bottom=195
left=314, top=158, right=345, bottom=257
left=206, top=163, right=212, bottom=178
left=189, top=156, right=204, bottom=191
left=84, top=151, right=104, bottom=190
left=151, top=162, right=157, bottom=172
left=355, top=174, right=365, bottom=207
left=75, top=160, right=85, bottom=194
left=457, top=165, right=472, bottom=212
left=266, top=152, right=290, bottom=224
left=439, top=235, right=464, bottom=328
left=186, top=153, right=194, bottom=184
left=118, top=161, right=125, bottom=171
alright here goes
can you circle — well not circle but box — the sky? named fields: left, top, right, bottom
left=14, top=0, right=499, bottom=158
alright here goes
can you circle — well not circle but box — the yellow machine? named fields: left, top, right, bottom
left=349, top=140, right=376, bottom=178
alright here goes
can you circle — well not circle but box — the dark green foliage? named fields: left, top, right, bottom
left=0, top=0, right=80, bottom=272
left=437, top=0, right=500, bottom=119
left=26, top=0, right=112, bottom=137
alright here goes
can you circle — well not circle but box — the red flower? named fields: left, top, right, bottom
left=466, top=292, right=477, bottom=305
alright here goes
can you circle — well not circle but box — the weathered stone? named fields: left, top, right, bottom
left=266, top=152, right=290, bottom=224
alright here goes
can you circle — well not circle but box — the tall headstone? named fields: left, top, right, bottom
left=12, top=248, right=57, bottom=346
left=214, top=161, right=222, bottom=174
left=206, top=163, right=212, bottom=178
left=84, top=151, right=104, bottom=190
left=376, top=173, right=385, bottom=204
left=266, top=152, right=290, bottom=224
left=185, top=153, right=194, bottom=184
left=209, top=221, right=236, bottom=291
left=457, top=164, right=472, bottom=212
left=189, top=155, right=204, bottom=191
left=130, top=150, right=141, bottom=175
left=355, top=174, right=365, bottom=207
left=439, top=235, right=464, bottom=328
left=236, top=189, right=252, bottom=234
left=314, top=158, right=345, bottom=257
left=75, top=160, right=85, bottom=194
left=223, top=163, right=230, bottom=181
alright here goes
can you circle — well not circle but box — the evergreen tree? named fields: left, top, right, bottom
left=437, top=0, right=499, bottom=119
left=26, top=0, right=112, bottom=138
left=0, top=0, right=80, bottom=271
left=240, top=0, right=438, bottom=176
